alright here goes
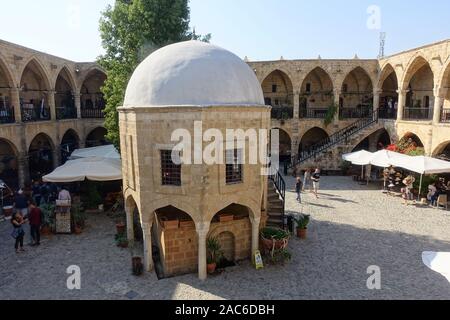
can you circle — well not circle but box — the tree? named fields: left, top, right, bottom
left=98, top=0, right=210, bottom=148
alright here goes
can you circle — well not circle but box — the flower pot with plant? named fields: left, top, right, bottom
left=71, top=203, right=87, bottom=234
left=207, top=237, right=222, bottom=274
left=260, top=227, right=290, bottom=252
left=39, top=203, right=55, bottom=235
left=293, top=214, right=310, bottom=239
left=115, top=233, right=129, bottom=248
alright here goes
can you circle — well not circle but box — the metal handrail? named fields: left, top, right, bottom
left=295, top=108, right=379, bottom=165
left=269, top=170, right=286, bottom=229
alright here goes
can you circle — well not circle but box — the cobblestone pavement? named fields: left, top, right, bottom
left=1, top=176, right=450, bottom=300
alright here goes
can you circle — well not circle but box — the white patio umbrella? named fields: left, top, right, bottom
left=342, top=150, right=374, bottom=182
left=369, top=150, right=410, bottom=168
left=389, top=155, right=450, bottom=199
left=43, top=157, right=122, bottom=182
left=70, top=144, right=120, bottom=160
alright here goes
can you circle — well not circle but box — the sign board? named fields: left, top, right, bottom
left=254, top=250, right=264, bottom=270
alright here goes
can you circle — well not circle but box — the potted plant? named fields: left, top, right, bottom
left=260, top=227, right=290, bottom=253
left=72, top=203, right=86, bottom=234
left=116, top=221, right=126, bottom=235
left=39, top=203, right=55, bottom=235
left=115, top=233, right=129, bottom=248
left=293, top=214, right=310, bottom=239
left=206, top=237, right=222, bottom=274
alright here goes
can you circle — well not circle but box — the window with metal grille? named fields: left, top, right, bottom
left=161, top=150, right=181, bottom=186
left=226, top=149, right=243, bottom=185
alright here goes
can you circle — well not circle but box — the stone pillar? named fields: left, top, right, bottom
left=373, top=89, right=381, bottom=111
left=10, top=88, right=21, bottom=123
left=47, top=90, right=56, bottom=121
left=17, top=152, right=29, bottom=188
left=74, top=93, right=82, bottom=119
left=333, top=89, right=341, bottom=122
left=52, top=146, right=60, bottom=169
left=126, top=204, right=135, bottom=243
left=293, top=91, right=300, bottom=119
left=433, top=88, right=445, bottom=124
left=249, top=215, right=261, bottom=260
left=196, top=221, right=210, bottom=281
left=396, top=89, right=408, bottom=121
left=142, top=221, right=154, bottom=272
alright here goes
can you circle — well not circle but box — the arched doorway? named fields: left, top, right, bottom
left=210, top=203, right=251, bottom=268
left=440, top=63, right=450, bottom=123
left=397, top=133, right=425, bottom=155
left=28, top=133, right=54, bottom=180
left=55, top=68, right=76, bottom=120
left=86, top=127, right=108, bottom=147
left=403, top=57, right=434, bottom=120
left=80, top=69, right=107, bottom=118
left=352, top=129, right=391, bottom=152
left=20, top=59, right=51, bottom=122
left=0, top=138, right=19, bottom=191
left=379, top=64, right=399, bottom=119
left=60, top=130, right=80, bottom=164
left=0, top=58, right=15, bottom=123
left=271, top=128, right=292, bottom=163
left=300, top=67, right=334, bottom=118
left=153, top=205, right=196, bottom=278
left=434, top=141, right=450, bottom=161
left=262, top=70, right=294, bottom=120
left=299, top=127, right=329, bottom=155
left=341, top=67, right=373, bottom=118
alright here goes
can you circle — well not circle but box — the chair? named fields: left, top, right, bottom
left=436, top=194, right=448, bottom=210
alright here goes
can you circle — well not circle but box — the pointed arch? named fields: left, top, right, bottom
left=401, top=55, right=434, bottom=90
left=261, top=69, right=294, bottom=107
left=0, top=52, right=16, bottom=88
left=19, top=57, right=51, bottom=91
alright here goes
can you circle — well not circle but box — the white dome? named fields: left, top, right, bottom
left=123, top=41, right=265, bottom=108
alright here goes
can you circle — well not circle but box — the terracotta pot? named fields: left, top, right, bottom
left=297, top=228, right=307, bottom=239
left=261, top=237, right=289, bottom=252
left=219, top=214, right=234, bottom=223
left=132, top=257, right=143, bottom=276
left=116, top=223, right=126, bottom=235
left=207, top=263, right=217, bottom=274
left=74, top=226, right=83, bottom=235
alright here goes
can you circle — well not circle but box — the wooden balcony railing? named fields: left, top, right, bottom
left=403, top=107, right=433, bottom=121
left=21, top=105, right=51, bottom=122
left=81, top=108, right=105, bottom=119
left=271, top=106, right=293, bottom=120
left=0, top=104, right=15, bottom=124
left=299, top=108, right=328, bottom=119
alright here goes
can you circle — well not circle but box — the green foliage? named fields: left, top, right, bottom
left=98, top=0, right=211, bottom=148
left=71, top=203, right=87, bottom=228
left=115, top=233, right=128, bottom=246
left=269, top=249, right=292, bottom=264
left=293, top=214, right=310, bottom=230
left=39, top=203, right=55, bottom=228
left=206, top=237, right=222, bottom=264
left=261, top=227, right=290, bottom=240
left=413, top=174, right=438, bottom=196
left=324, top=103, right=337, bottom=127
left=406, top=147, right=425, bottom=156
left=82, top=182, right=103, bottom=209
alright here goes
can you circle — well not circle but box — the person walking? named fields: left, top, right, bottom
left=303, top=169, right=311, bottom=192
left=295, top=177, right=303, bottom=203
left=28, top=202, right=42, bottom=246
left=312, top=168, right=321, bottom=199
left=11, top=212, right=26, bottom=253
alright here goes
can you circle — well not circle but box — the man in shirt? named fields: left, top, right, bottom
left=311, top=168, right=321, bottom=199
left=58, top=186, right=71, bottom=202
left=28, top=202, right=42, bottom=246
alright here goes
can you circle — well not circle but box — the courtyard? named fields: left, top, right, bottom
left=1, top=175, right=449, bottom=300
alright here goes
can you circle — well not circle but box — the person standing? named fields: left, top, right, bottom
left=28, top=202, right=42, bottom=246
left=295, top=177, right=303, bottom=203
left=303, top=169, right=311, bottom=192
left=311, top=168, right=321, bottom=199
left=58, top=186, right=71, bottom=201
left=32, top=180, right=42, bottom=206
left=11, top=212, right=26, bottom=253
left=14, top=189, right=29, bottom=218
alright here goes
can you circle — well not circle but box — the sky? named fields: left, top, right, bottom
left=0, top=0, right=450, bottom=62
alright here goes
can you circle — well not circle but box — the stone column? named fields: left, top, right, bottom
left=17, top=152, right=29, bottom=188
left=293, top=91, right=300, bottom=119
left=47, top=90, right=56, bottom=121
left=433, top=88, right=445, bottom=124
left=373, top=88, right=381, bottom=111
left=396, top=89, right=408, bottom=121
left=126, top=204, right=135, bottom=244
left=249, top=215, right=261, bottom=260
left=142, top=221, right=154, bottom=272
left=196, top=221, right=210, bottom=281
left=52, top=146, right=60, bottom=169
left=74, top=93, right=82, bottom=119
left=333, top=89, right=341, bottom=123
left=9, top=88, right=22, bottom=123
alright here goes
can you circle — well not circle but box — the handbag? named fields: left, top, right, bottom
left=11, top=226, right=24, bottom=239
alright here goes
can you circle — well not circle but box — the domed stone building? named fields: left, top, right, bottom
left=119, top=41, right=271, bottom=280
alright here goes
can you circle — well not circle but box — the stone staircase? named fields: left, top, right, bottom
left=294, top=110, right=383, bottom=170
left=266, top=177, right=286, bottom=229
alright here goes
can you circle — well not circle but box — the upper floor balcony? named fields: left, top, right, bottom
left=441, top=109, right=450, bottom=123
left=403, top=107, right=433, bottom=121
left=21, top=102, right=51, bottom=123
left=0, top=103, right=15, bottom=124
left=271, top=106, right=293, bottom=120
left=81, top=94, right=106, bottom=119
